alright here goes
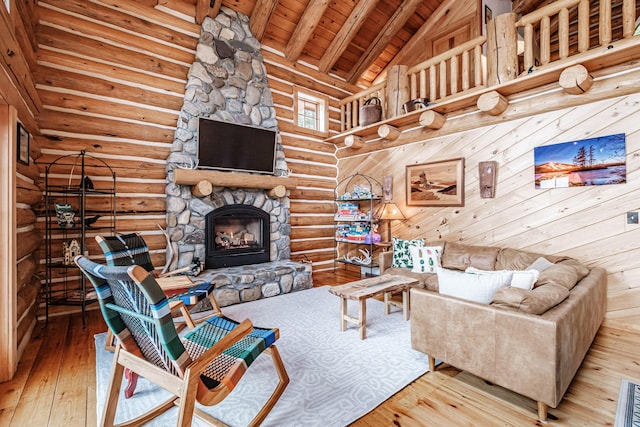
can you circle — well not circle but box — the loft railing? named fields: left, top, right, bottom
left=339, top=82, right=386, bottom=132
left=516, top=0, right=638, bottom=71
left=336, top=0, right=640, bottom=135
left=406, top=36, right=486, bottom=103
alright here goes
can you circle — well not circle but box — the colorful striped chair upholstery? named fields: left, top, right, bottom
left=95, top=233, right=156, bottom=274
left=96, top=233, right=222, bottom=327
left=96, top=234, right=199, bottom=353
left=75, top=255, right=289, bottom=427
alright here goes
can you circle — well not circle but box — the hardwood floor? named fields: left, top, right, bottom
left=0, top=268, right=638, bottom=426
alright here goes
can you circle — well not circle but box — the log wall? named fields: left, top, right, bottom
left=263, top=49, right=354, bottom=271
left=33, top=0, right=349, bottom=298
left=0, top=0, right=42, bottom=381
left=337, top=91, right=640, bottom=323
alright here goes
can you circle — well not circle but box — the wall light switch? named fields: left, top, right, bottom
left=627, top=211, right=638, bottom=224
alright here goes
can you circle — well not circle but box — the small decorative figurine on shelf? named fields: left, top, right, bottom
left=63, top=239, right=81, bottom=265
left=352, top=183, right=372, bottom=199
left=55, top=203, right=76, bottom=229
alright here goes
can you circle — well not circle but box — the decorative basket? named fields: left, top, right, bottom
left=359, top=97, right=382, bottom=127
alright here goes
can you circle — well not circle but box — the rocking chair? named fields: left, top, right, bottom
left=75, top=255, right=289, bottom=427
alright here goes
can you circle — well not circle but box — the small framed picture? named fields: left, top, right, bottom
left=406, top=158, right=465, bottom=207
left=17, top=122, right=29, bottom=165
left=485, top=5, right=493, bottom=25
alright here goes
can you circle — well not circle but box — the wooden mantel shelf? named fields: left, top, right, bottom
left=173, top=168, right=298, bottom=190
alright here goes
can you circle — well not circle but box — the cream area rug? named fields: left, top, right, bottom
left=615, top=379, right=640, bottom=427
left=95, top=285, right=430, bottom=426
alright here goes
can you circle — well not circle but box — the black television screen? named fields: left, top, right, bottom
left=198, top=118, right=277, bottom=175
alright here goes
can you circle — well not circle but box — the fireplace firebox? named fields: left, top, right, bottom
left=205, top=205, right=270, bottom=269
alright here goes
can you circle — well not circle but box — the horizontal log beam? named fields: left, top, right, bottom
left=173, top=168, right=298, bottom=190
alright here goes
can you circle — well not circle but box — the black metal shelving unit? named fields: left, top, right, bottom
left=333, top=173, right=382, bottom=276
left=44, top=151, right=116, bottom=327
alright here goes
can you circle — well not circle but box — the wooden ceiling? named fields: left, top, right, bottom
left=142, top=0, right=557, bottom=87
left=161, top=0, right=471, bottom=87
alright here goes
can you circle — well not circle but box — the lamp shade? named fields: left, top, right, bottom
left=374, top=202, right=406, bottom=221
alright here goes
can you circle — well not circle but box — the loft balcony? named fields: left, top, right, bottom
left=327, top=0, right=640, bottom=148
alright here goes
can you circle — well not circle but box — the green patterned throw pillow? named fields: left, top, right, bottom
left=391, top=237, right=425, bottom=268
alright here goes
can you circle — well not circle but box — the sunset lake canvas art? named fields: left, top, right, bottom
left=534, top=133, right=626, bottom=188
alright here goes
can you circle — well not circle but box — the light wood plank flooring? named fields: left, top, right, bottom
left=1, top=268, right=638, bottom=426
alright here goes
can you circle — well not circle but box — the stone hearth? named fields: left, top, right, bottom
left=196, top=261, right=312, bottom=309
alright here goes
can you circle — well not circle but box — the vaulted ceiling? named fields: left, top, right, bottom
left=138, top=0, right=556, bottom=87
left=157, top=0, right=472, bottom=87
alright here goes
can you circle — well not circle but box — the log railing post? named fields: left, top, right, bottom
left=486, top=12, right=519, bottom=86
left=386, top=65, right=409, bottom=119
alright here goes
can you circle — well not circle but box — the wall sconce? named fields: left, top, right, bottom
left=479, top=161, right=497, bottom=198
left=374, top=202, right=406, bottom=242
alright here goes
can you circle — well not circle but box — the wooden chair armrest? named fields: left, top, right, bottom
left=188, top=318, right=253, bottom=374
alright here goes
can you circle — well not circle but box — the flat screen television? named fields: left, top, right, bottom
left=197, top=118, right=277, bottom=175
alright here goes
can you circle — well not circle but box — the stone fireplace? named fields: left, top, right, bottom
left=164, top=7, right=312, bottom=307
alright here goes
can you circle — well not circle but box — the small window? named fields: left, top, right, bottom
left=294, top=88, right=328, bottom=136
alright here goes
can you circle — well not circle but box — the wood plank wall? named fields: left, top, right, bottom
left=337, top=92, right=640, bottom=323
left=32, top=0, right=347, bottom=303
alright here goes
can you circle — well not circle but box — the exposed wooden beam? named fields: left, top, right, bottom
left=284, top=0, right=330, bottom=61
left=250, top=0, right=278, bottom=41
left=196, top=0, right=222, bottom=25
left=512, top=0, right=551, bottom=15
left=346, top=0, right=423, bottom=84
left=373, top=0, right=457, bottom=84
left=318, top=0, right=380, bottom=73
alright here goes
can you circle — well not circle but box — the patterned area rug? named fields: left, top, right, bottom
left=95, top=285, right=430, bottom=426
left=616, top=379, right=640, bottom=427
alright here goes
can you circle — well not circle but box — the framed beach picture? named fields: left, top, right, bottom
left=406, top=158, right=465, bottom=206
left=17, top=122, right=29, bottom=165
left=534, top=133, right=626, bottom=188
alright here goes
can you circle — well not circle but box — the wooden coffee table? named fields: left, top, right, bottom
left=328, top=274, right=419, bottom=340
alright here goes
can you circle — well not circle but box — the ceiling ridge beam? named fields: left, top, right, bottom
left=318, top=0, right=380, bottom=73
left=250, top=0, right=278, bottom=41
left=284, top=0, right=330, bottom=61
left=345, top=0, right=424, bottom=84
left=373, top=0, right=458, bottom=84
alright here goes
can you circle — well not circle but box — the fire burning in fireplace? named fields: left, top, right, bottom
left=205, top=205, right=270, bottom=269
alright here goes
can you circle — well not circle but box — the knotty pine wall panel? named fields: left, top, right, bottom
left=337, top=93, right=640, bottom=321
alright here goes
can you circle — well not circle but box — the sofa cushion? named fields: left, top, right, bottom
left=527, top=257, right=554, bottom=272
left=410, top=245, right=442, bottom=273
left=437, top=267, right=510, bottom=304
left=441, top=242, right=500, bottom=271
left=535, top=263, right=581, bottom=290
left=490, top=283, right=570, bottom=314
left=391, top=237, right=424, bottom=268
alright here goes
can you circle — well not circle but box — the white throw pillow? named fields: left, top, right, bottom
left=466, top=266, right=540, bottom=291
left=437, top=267, right=510, bottom=304
left=410, top=245, right=442, bottom=273
left=510, top=269, right=540, bottom=290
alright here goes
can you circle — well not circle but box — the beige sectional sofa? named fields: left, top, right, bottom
left=379, top=241, right=607, bottom=421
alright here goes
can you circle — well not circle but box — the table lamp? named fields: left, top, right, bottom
left=374, top=202, right=406, bottom=243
